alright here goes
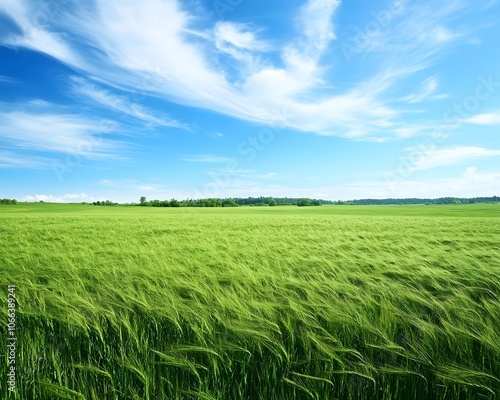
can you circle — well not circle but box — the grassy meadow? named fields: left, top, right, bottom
left=1, top=203, right=499, bottom=399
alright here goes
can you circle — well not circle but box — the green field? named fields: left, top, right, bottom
left=1, top=204, right=499, bottom=399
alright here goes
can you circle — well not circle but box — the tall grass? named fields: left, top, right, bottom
left=1, top=204, right=499, bottom=399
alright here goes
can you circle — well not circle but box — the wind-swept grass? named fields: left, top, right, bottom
left=1, top=204, right=499, bottom=399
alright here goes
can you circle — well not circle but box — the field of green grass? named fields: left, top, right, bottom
left=1, top=203, right=499, bottom=399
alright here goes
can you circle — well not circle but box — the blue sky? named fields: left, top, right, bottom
left=0, top=0, right=499, bottom=202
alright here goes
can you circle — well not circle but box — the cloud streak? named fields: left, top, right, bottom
left=70, top=77, right=188, bottom=129
left=0, top=75, right=17, bottom=84
left=401, top=76, right=439, bottom=104
left=464, top=111, right=500, bottom=125
left=0, top=101, right=124, bottom=160
left=406, top=146, right=500, bottom=171
left=23, top=193, right=97, bottom=202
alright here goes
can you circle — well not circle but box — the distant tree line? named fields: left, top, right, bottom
left=235, top=197, right=329, bottom=206
left=139, top=197, right=238, bottom=207
left=334, top=196, right=500, bottom=205
left=92, top=196, right=500, bottom=208
left=134, top=196, right=328, bottom=207
left=297, top=198, right=322, bottom=206
left=92, top=200, right=119, bottom=206
left=0, top=198, right=17, bottom=204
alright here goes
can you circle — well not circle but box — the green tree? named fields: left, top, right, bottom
left=169, top=198, right=180, bottom=207
left=140, top=196, right=147, bottom=206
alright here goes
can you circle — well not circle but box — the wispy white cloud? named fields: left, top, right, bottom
left=23, top=193, right=96, bottom=202
left=182, top=154, right=234, bottom=163
left=406, top=146, right=500, bottom=171
left=212, top=21, right=271, bottom=71
left=463, top=111, right=500, bottom=125
left=214, top=22, right=270, bottom=52
left=461, top=166, right=500, bottom=188
left=0, top=101, right=123, bottom=158
left=0, top=75, right=17, bottom=84
left=0, top=0, right=491, bottom=139
left=423, top=26, right=462, bottom=43
left=0, top=0, right=81, bottom=66
left=363, top=2, right=468, bottom=57
left=400, top=76, right=438, bottom=103
left=390, top=121, right=453, bottom=138
left=464, top=166, right=479, bottom=179
left=70, top=77, right=187, bottom=129
left=243, top=0, right=341, bottom=107
left=295, top=0, right=339, bottom=56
